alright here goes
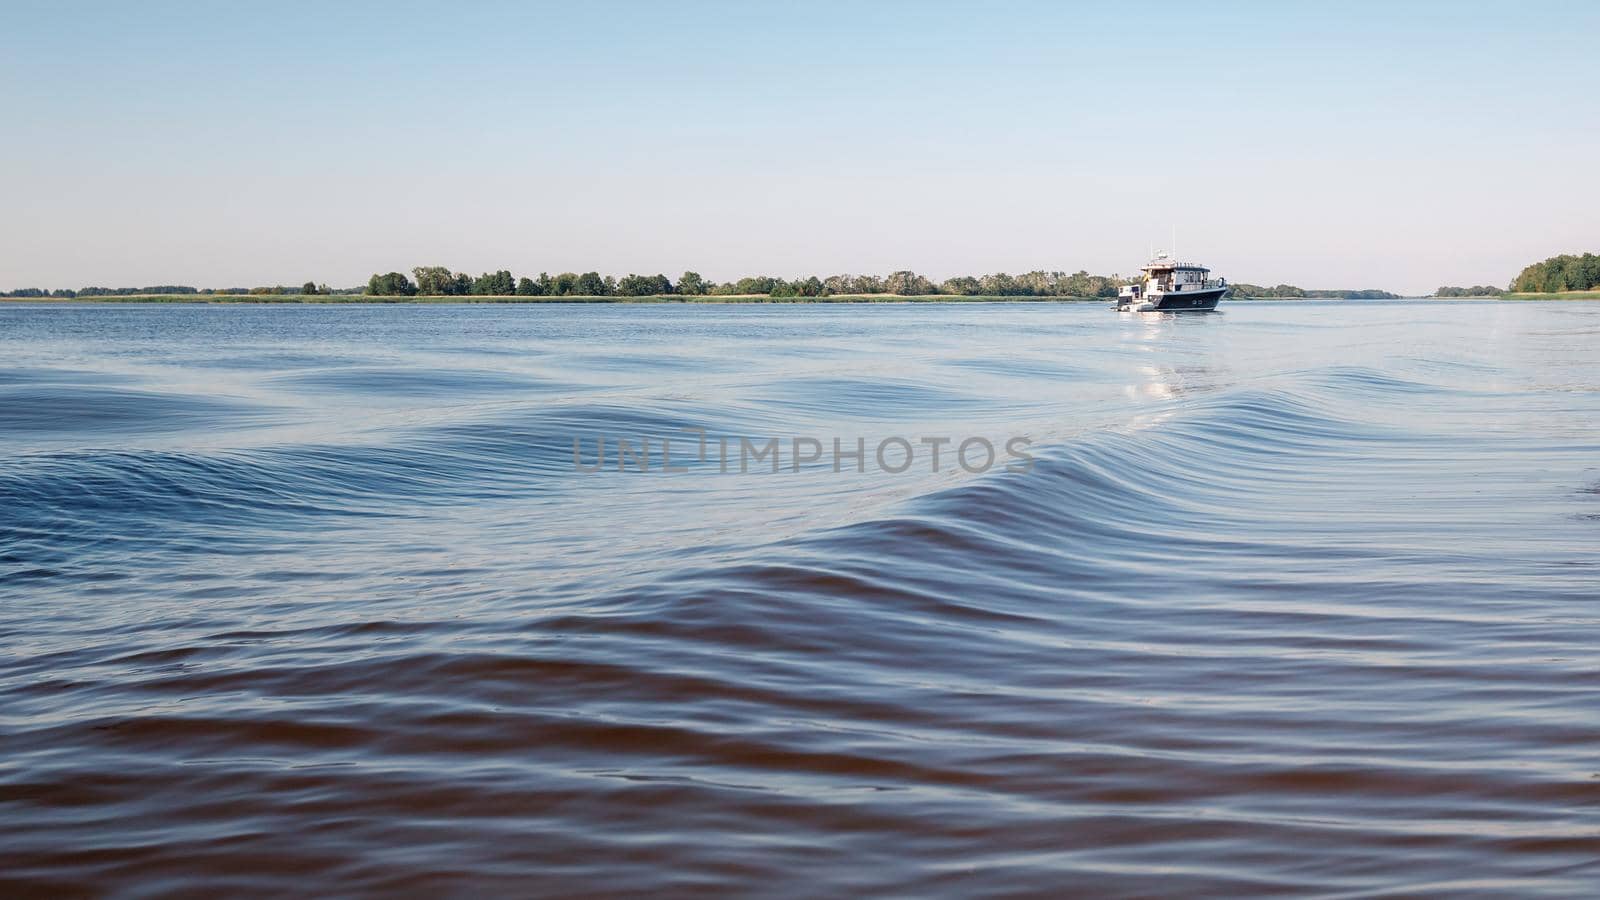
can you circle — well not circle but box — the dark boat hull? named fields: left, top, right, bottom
left=1120, top=287, right=1225, bottom=312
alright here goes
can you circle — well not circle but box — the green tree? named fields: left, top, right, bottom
left=885, top=270, right=935, bottom=296
left=574, top=271, right=609, bottom=296
left=1011, top=271, right=1050, bottom=295
left=471, top=270, right=516, bottom=295
left=412, top=266, right=454, bottom=295
left=677, top=271, right=707, bottom=295
left=301, top=281, right=319, bottom=295
left=1510, top=253, right=1600, bottom=292
left=516, top=276, right=544, bottom=296
left=729, top=275, right=779, bottom=294
left=1058, top=270, right=1119, bottom=298
left=851, top=274, right=886, bottom=294
left=766, top=277, right=824, bottom=299
left=979, top=273, right=1018, bottom=295
left=1435, top=285, right=1504, bottom=297
left=367, top=272, right=417, bottom=296
left=616, top=273, right=672, bottom=296
left=941, top=276, right=981, bottom=295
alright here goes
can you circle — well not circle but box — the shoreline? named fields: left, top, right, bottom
left=1501, top=290, right=1600, bottom=300
left=0, top=293, right=1106, bottom=305
left=1, top=293, right=1450, bottom=305
left=9, top=293, right=1596, bottom=305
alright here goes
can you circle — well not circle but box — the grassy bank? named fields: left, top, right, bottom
left=1501, top=290, right=1600, bottom=300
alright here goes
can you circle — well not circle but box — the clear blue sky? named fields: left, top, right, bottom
left=3, top=0, right=1596, bottom=294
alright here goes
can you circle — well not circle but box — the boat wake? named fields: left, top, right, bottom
left=3, top=303, right=1598, bottom=894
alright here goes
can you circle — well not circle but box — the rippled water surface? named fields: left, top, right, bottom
left=3, top=301, right=1598, bottom=895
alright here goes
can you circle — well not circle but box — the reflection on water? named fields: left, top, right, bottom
left=2, top=300, right=1598, bottom=895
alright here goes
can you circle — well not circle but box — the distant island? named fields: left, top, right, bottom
left=0, top=267, right=1400, bottom=302
left=368, top=268, right=1130, bottom=299
left=1433, top=286, right=1506, bottom=297
left=1224, top=284, right=1400, bottom=300
left=365, top=269, right=1402, bottom=301
left=4, top=252, right=1596, bottom=302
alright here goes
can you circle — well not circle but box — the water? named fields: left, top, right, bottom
left=2, top=301, right=1597, bottom=895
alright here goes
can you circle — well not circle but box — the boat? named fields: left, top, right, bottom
left=1116, top=252, right=1226, bottom=312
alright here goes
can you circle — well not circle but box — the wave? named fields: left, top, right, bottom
left=270, top=366, right=566, bottom=398
left=0, top=383, right=268, bottom=436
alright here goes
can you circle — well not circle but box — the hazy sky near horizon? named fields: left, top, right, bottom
left=4, top=0, right=1597, bottom=294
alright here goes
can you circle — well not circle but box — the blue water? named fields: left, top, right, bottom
left=2, top=301, right=1598, bottom=895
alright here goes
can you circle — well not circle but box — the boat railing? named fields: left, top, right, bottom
left=1160, top=278, right=1227, bottom=293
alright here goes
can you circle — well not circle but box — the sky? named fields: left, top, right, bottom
left=3, top=0, right=1597, bottom=295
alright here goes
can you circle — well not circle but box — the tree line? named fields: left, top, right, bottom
left=1225, top=284, right=1399, bottom=299
left=366, top=267, right=1129, bottom=298
left=1433, top=285, right=1504, bottom=297
left=17, top=253, right=1598, bottom=300
left=0, top=282, right=359, bottom=298
left=1, top=284, right=200, bottom=298
left=1509, top=253, right=1600, bottom=293
left=2, top=273, right=1402, bottom=301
